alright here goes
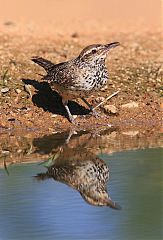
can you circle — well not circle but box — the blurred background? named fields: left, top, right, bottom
left=0, top=0, right=162, bottom=36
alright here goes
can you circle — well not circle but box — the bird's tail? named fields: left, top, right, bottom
left=31, top=56, right=54, bottom=72
left=34, top=172, right=51, bottom=181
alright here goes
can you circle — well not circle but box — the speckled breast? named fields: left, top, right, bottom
left=50, top=64, right=108, bottom=100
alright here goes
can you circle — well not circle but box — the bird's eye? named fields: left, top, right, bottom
left=92, top=49, right=97, bottom=54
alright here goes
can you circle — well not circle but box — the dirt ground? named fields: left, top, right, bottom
left=0, top=1, right=162, bottom=169
left=0, top=31, right=162, bottom=135
left=0, top=0, right=162, bottom=137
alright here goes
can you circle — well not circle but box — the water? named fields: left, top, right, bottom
left=0, top=129, right=162, bottom=240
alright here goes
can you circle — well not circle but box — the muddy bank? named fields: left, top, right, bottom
left=0, top=127, right=162, bottom=168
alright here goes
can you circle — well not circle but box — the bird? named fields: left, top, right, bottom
left=31, top=42, right=120, bottom=123
left=35, top=151, right=121, bottom=209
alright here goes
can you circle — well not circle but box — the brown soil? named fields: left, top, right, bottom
left=0, top=2, right=163, bottom=170
left=1, top=127, right=163, bottom=168
left=0, top=0, right=162, bottom=137
left=0, top=31, right=162, bottom=136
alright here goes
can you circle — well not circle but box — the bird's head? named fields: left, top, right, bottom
left=80, top=190, right=121, bottom=209
left=78, top=42, right=120, bottom=63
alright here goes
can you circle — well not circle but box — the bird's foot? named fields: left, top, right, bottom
left=65, top=129, right=78, bottom=144
left=39, top=147, right=63, bottom=167
left=63, top=102, right=78, bottom=124
left=89, top=108, right=101, bottom=118
left=68, top=115, right=76, bottom=124
left=68, top=115, right=80, bottom=125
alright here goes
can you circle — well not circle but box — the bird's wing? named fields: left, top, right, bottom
left=44, top=62, right=82, bottom=89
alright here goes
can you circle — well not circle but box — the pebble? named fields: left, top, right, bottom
left=15, top=88, right=21, bottom=94
left=24, top=84, right=32, bottom=98
left=121, top=101, right=139, bottom=109
left=122, top=131, right=139, bottom=136
left=1, top=87, right=9, bottom=93
left=51, top=114, right=58, bottom=118
left=102, top=104, right=118, bottom=114
left=17, top=149, right=22, bottom=153
left=4, top=21, right=15, bottom=26
left=95, top=97, right=105, bottom=103
left=160, top=103, right=163, bottom=110
left=71, top=32, right=79, bottom=38
left=1, top=150, right=10, bottom=155
left=73, top=115, right=78, bottom=119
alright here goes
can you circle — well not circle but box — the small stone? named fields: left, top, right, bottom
left=73, top=115, right=78, bottom=119
left=95, top=97, right=105, bottom=103
left=121, top=101, right=139, bottom=109
left=160, top=103, right=163, bottom=110
left=51, top=114, right=58, bottom=118
left=1, top=150, right=10, bottom=155
left=103, top=104, right=118, bottom=114
left=122, top=131, right=139, bottom=136
left=24, top=84, right=32, bottom=98
left=15, top=88, right=21, bottom=94
left=71, top=32, right=79, bottom=38
left=1, top=87, right=9, bottom=93
left=17, top=149, right=22, bottom=153
left=4, top=21, right=15, bottom=26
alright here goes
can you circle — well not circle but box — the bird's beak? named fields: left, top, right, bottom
left=104, top=42, right=120, bottom=51
left=107, top=198, right=121, bottom=210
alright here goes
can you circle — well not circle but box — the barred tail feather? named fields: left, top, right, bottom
left=31, top=56, right=54, bottom=72
left=34, top=172, right=51, bottom=181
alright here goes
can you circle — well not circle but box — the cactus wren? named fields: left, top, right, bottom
left=36, top=153, right=120, bottom=209
left=32, top=42, right=120, bottom=122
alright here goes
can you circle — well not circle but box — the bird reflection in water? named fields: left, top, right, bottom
left=35, top=130, right=121, bottom=209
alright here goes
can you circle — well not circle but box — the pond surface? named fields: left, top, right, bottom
left=0, top=129, right=162, bottom=240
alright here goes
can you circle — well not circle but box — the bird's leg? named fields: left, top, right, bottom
left=65, top=129, right=77, bottom=144
left=81, top=97, right=93, bottom=111
left=81, top=97, right=100, bottom=117
left=62, top=98, right=75, bottom=123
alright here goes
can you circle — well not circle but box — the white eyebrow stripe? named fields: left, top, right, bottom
left=83, top=47, right=98, bottom=56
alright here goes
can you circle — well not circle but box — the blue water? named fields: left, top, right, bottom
left=0, top=147, right=162, bottom=240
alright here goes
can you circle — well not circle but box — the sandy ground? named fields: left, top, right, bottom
left=0, top=31, right=162, bottom=134
left=0, top=0, right=162, bottom=140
